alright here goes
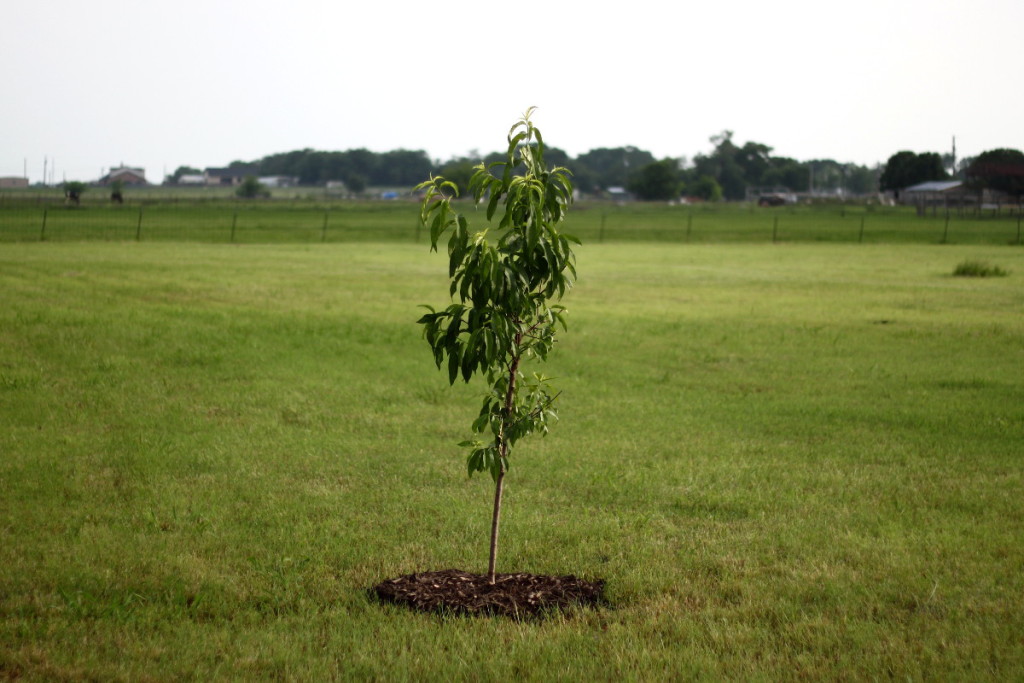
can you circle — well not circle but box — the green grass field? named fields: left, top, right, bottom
left=1, top=240, right=1022, bottom=679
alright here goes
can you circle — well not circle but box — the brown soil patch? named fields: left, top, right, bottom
left=372, top=569, right=606, bottom=618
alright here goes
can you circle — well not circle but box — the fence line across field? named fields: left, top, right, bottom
left=0, top=198, right=1021, bottom=245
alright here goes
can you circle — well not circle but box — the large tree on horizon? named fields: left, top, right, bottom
left=965, top=148, right=1024, bottom=200
left=879, top=151, right=947, bottom=192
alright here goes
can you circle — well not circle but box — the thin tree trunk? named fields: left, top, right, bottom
left=488, top=337, right=522, bottom=584
left=487, top=468, right=505, bottom=583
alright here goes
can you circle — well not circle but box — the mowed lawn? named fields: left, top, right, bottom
left=1, top=240, right=1022, bottom=680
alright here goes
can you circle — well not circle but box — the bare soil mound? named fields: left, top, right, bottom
left=371, top=569, right=606, bottom=618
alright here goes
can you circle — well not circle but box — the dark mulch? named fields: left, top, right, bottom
left=371, top=569, right=606, bottom=618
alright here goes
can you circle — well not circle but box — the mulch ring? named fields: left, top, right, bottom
left=371, top=569, right=606, bottom=619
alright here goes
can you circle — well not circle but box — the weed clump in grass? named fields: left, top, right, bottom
left=953, top=259, right=1008, bottom=277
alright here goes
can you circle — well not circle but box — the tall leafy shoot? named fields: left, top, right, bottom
left=416, top=109, right=579, bottom=583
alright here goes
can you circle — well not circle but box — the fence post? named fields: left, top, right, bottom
left=231, top=211, right=238, bottom=242
left=41, top=209, right=48, bottom=241
left=322, top=210, right=329, bottom=242
left=599, top=211, right=606, bottom=243
left=135, top=206, right=143, bottom=241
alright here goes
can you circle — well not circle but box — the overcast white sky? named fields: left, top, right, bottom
left=3, top=0, right=1021, bottom=184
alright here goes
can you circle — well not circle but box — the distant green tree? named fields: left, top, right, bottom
left=762, top=157, right=810, bottom=192
left=345, top=172, right=367, bottom=195
left=235, top=176, right=267, bottom=199
left=439, top=158, right=480, bottom=195
left=844, top=164, right=880, bottom=195
left=259, top=149, right=313, bottom=179
left=377, top=149, right=433, bottom=186
left=692, top=131, right=747, bottom=200
left=688, top=175, right=723, bottom=201
left=879, top=151, right=947, bottom=192
left=575, top=146, right=656, bottom=191
left=347, top=149, right=378, bottom=183
left=966, top=148, right=1024, bottom=200
left=735, top=141, right=774, bottom=187
left=627, top=159, right=682, bottom=200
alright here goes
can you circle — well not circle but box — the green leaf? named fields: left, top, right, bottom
left=467, top=449, right=483, bottom=477
left=508, top=131, right=527, bottom=153
left=461, top=346, right=475, bottom=383
left=447, top=348, right=460, bottom=385
left=486, top=188, right=501, bottom=221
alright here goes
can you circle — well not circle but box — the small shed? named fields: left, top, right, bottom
left=901, top=180, right=976, bottom=213
left=257, top=176, right=298, bottom=188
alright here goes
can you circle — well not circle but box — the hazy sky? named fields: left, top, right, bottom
left=3, top=0, right=1021, bottom=184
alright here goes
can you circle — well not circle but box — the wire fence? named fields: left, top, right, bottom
left=1, top=194, right=1022, bottom=246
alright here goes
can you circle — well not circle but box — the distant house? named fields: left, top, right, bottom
left=99, top=166, right=147, bottom=186
left=177, top=174, right=207, bottom=185
left=899, top=180, right=1018, bottom=213
left=0, top=177, right=29, bottom=188
left=205, top=166, right=258, bottom=186
left=901, top=180, right=968, bottom=207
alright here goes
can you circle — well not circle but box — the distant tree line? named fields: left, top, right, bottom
left=166, top=134, right=1023, bottom=202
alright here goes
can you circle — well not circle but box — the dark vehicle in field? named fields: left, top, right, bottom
left=758, top=194, right=788, bottom=207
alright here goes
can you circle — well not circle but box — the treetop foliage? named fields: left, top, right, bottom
left=415, top=107, right=578, bottom=482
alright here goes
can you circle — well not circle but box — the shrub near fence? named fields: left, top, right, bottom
left=0, top=195, right=1022, bottom=245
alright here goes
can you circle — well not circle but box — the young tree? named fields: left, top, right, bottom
left=415, top=108, right=578, bottom=583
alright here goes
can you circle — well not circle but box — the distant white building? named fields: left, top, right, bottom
left=258, top=176, right=298, bottom=188
left=204, top=166, right=258, bottom=186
